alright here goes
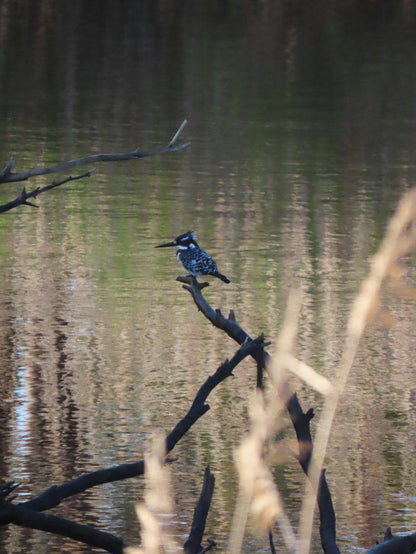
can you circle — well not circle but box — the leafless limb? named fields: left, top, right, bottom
left=0, top=170, right=93, bottom=214
left=165, top=335, right=267, bottom=453
left=0, top=119, right=189, bottom=184
left=178, top=275, right=340, bottom=554
left=0, top=336, right=265, bottom=551
left=287, top=397, right=339, bottom=554
left=20, top=336, right=264, bottom=514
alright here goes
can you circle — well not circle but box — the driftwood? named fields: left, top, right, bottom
left=177, top=275, right=340, bottom=554
left=0, top=336, right=266, bottom=552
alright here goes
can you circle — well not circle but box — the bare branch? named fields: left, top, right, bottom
left=0, top=337, right=264, bottom=550
left=179, top=275, right=340, bottom=554
left=0, top=171, right=93, bottom=214
left=165, top=335, right=267, bottom=453
left=2, top=337, right=264, bottom=516
left=168, top=118, right=188, bottom=147
left=0, top=120, right=189, bottom=184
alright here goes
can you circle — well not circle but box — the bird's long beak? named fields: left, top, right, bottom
left=155, top=240, right=177, bottom=248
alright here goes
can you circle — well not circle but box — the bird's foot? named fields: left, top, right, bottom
left=176, top=275, right=210, bottom=289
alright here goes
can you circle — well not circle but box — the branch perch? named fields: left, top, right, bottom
left=179, top=275, right=340, bottom=553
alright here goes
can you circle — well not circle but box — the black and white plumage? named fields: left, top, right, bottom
left=155, top=230, right=231, bottom=284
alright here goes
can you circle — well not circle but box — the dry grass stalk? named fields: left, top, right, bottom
left=282, top=352, right=333, bottom=395
left=229, top=289, right=299, bottom=551
left=229, top=390, right=296, bottom=553
left=229, top=291, right=311, bottom=552
left=269, top=288, right=332, bottom=396
left=125, top=433, right=180, bottom=554
left=297, top=188, right=416, bottom=553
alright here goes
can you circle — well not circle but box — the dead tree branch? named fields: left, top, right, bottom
left=165, top=335, right=267, bottom=453
left=0, top=337, right=265, bottom=551
left=21, top=337, right=264, bottom=514
left=178, top=275, right=340, bottom=554
left=0, top=120, right=189, bottom=184
left=0, top=171, right=93, bottom=214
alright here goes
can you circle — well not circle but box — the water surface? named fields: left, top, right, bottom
left=0, top=3, right=416, bottom=553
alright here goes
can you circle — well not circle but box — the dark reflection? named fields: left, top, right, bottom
left=0, top=2, right=415, bottom=552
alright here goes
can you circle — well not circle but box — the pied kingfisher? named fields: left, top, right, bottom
left=156, top=231, right=232, bottom=284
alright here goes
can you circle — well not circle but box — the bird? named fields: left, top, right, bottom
left=155, top=230, right=232, bottom=284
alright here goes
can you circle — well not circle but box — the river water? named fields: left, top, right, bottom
left=0, top=3, right=416, bottom=553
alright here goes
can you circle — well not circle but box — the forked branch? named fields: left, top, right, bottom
left=0, top=171, right=93, bottom=214
left=0, top=337, right=265, bottom=551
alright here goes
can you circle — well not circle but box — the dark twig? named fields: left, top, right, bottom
left=184, top=466, right=216, bottom=554
left=268, top=529, right=277, bottom=554
left=0, top=120, right=189, bottom=184
left=165, top=335, right=267, bottom=453
left=287, top=396, right=339, bottom=554
left=179, top=276, right=340, bottom=554
left=256, top=353, right=265, bottom=390
left=0, top=157, right=14, bottom=180
left=0, top=170, right=93, bottom=213
left=199, top=539, right=216, bottom=553
left=0, top=482, right=20, bottom=503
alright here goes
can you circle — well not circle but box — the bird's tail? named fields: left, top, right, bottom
left=216, top=272, right=232, bottom=284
